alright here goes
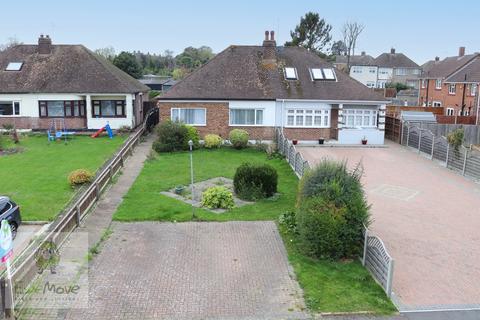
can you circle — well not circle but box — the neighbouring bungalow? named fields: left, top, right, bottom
left=156, top=31, right=388, bottom=145
left=0, top=35, right=149, bottom=130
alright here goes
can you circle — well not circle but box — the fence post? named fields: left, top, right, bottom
left=462, top=147, right=468, bottom=176
left=95, top=182, right=100, bottom=199
left=386, top=259, right=395, bottom=298
left=418, top=129, right=422, bottom=153
left=446, top=143, right=450, bottom=167
left=406, top=125, right=410, bottom=147
left=362, top=228, right=368, bottom=266
left=431, top=135, right=435, bottom=160
left=75, top=205, right=81, bottom=226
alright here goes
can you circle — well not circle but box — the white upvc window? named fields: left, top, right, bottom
left=435, top=79, right=442, bottom=89
left=432, top=101, right=442, bottom=107
left=171, top=108, right=206, bottom=125
left=344, top=108, right=378, bottom=128
left=421, top=79, right=427, bottom=88
left=229, top=109, right=263, bottom=126
left=471, top=84, right=477, bottom=96
left=285, top=109, right=330, bottom=128
left=369, top=67, right=376, bottom=73
left=284, top=67, right=297, bottom=80
left=446, top=108, right=454, bottom=116
left=352, top=66, right=362, bottom=73
left=448, top=84, right=456, bottom=95
left=395, top=68, right=407, bottom=76
left=0, top=101, right=20, bottom=116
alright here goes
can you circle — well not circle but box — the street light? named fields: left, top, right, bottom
left=188, top=140, right=196, bottom=219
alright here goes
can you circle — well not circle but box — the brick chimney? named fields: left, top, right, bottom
left=38, top=35, right=52, bottom=54
left=361, top=51, right=366, bottom=56
left=262, top=30, right=276, bottom=62
left=458, top=46, right=465, bottom=57
left=390, top=48, right=396, bottom=54
left=435, top=56, right=440, bottom=62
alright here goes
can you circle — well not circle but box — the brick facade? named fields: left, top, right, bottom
left=0, top=117, right=87, bottom=130
left=419, top=80, right=478, bottom=115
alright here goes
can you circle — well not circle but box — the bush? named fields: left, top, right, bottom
left=68, top=169, right=94, bottom=186
left=201, top=186, right=235, bottom=209
left=296, top=160, right=369, bottom=259
left=233, top=163, right=278, bottom=201
left=154, top=120, right=189, bottom=152
left=229, top=129, right=249, bottom=149
left=117, top=125, right=131, bottom=134
left=184, top=125, right=200, bottom=149
left=204, top=134, right=223, bottom=149
left=279, top=211, right=297, bottom=234
left=447, top=128, right=464, bottom=151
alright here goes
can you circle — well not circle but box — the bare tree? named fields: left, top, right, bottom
left=342, top=22, right=365, bottom=72
left=0, top=36, right=22, bottom=52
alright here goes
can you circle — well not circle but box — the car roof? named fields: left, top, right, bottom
left=0, top=196, right=11, bottom=204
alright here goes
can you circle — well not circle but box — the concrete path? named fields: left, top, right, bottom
left=18, top=134, right=155, bottom=319
left=298, top=142, right=480, bottom=311
left=64, top=221, right=307, bottom=320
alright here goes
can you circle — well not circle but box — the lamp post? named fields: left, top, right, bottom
left=188, top=140, right=196, bottom=219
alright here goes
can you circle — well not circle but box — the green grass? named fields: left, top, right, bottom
left=114, top=148, right=298, bottom=221
left=0, top=134, right=125, bottom=221
left=280, top=226, right=397, bottom=314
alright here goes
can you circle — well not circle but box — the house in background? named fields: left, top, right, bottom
left=338, top=49, right=421, bottom=89
left=157, top=31, right=388, bottom=145
left=0, top=35, right=149, bottom=130
left=139, top=74, right=178, bottom=92
left=419, top=47, right=479, bottom=116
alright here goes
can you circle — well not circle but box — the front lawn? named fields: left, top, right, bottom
left=0, top=134, right=125, bottom=221
left=113, top=146, right=396, bottom=314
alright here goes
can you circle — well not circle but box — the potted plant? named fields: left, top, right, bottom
left=361, top=136, right=368, bottom=145
left=318, top=137, right=325, bottom=145
left=174, top=185, right=185, bottom=194
left=292, top=139, right=298, bottom=145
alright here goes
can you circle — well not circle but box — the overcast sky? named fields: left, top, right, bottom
left=1, top=0, right=478, bottom=64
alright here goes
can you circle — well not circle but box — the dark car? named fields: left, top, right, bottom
left=0, top=196, right=22, bottom=239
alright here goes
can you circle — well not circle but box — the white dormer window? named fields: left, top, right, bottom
left=284, top=67, right=297, bottom=80
left=310, top=68, right=324, bottom=80
left=322, top=68, right=336, bottom=80
left=5, top=62, right=23, bottom=71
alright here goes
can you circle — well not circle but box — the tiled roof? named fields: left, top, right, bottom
left=374, top=52, right=419, bottom=69
left=335, top=54, right=376, bottom=66
left=445, top=56, right=480, bottom=83
left=421, top=54, right=478, bottom=79
left=159, top=45, right=387, bottom=102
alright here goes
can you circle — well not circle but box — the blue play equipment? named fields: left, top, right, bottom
left=91, top=122, right=114, bottom=139
left=47, top=119, right=76, bottom=143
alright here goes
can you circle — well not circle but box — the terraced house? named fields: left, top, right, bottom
left=0, top=35, right=149, bottom=130
left=157, top=31, right=388, bottom=145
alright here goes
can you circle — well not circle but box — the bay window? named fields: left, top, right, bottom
left=171, top=108, right=206, bottom=125
left=0, top=101, right=20, bottom=116
left=286, top=109, right=329, bottom=128
left=92, top=100, right=125, bottom=118
left=39, top=100, right=86, bottom=118
left=230, top=109, right=263, bottom=125
left=344, top=109, right=377, bottom=128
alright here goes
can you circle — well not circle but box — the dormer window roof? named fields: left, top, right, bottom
left=284, top=67, right=297, bottom=80
left=5, top=62, right=23, bottom=71
left=310, top=68, right=336, bottom=81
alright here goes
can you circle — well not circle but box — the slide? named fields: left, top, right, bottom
left=91, top=126, right=105, bottom=138
left=105, top=124, right=114, bottom=139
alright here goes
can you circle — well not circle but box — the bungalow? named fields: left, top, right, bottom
left=0, top=35, right=149, bottom=130
left=157, top=31, right=388, bottom=145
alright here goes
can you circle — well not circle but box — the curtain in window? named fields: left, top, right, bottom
left=101, top=101, right=116, bottom=116
left=172, top=109, right=205, bottom=125
left=0, top=102, right=13, bottom=115
left=47, top=101, right=65, bottom=117
left=230, top=109, right=259, bottom=125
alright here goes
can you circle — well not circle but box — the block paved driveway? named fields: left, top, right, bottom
left=65, top=221, right=307, bottom=320
left=298, top=142, right=480, bottom=311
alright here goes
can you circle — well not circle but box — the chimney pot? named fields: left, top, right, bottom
left=361, top=51, right=366, bottom=56
left=264, top=31, right=269, bottom=41
left=390, top=48, right=396, bottom=54
left=38, top=34, right=52, bottom=54
left=270, top=30, right=275, bottom=41
left=262, top=30, right=276, bottom=63
left=459, top=46, right=465, bottom=57
left=435, top=56, right=440, bottom=62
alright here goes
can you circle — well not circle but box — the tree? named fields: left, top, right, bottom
left=175, top=46, right=214, bottom=70
left=285, top=12, right=332, bottom=53
left=94, top=46, right=116, bottom=62
left=172, top=68, right=188, bottom=80
left=342, top=22, right=365, bottom=71
left=331, top=40, right=347, bottom=56
left=113, top=51, right=143, bottom=78
left=0, top=36, right=22, bottom=52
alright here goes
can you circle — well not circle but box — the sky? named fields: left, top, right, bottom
left=1, top=0, right=479, bottom=64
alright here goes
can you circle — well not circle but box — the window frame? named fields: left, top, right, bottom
left=448, top=84, right=456, bottom=95
left=435, top=79, right=442, bottom=90
left=0, top=101, right=21, bottom=117
left=421, top=79, right=427, bottom=89
left=343, top=108, right=378, bottom=128
left=170, top=108, right=206, bottom=126
left=470, top=84, right=477, bottom=96
left=446, top=107, right=455, bottom=116
left=91, top=100, right=126, bottom=118
left=284, top=67, right=298, bottom=80
left=5, top=62, right=23, bottom=71
left=285, top=108, right=330, bottom=128
left=432, top=101, right=442, bottom=107
left=229, top=108, right=264, bottom=126
left=39, top=100, right=86, bottom=118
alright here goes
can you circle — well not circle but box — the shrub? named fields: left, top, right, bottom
left=68, top=169, right=94, bottom=186
left=279, top=211, right=297, bottom=234
left=154, top=120, right=189, bottom=152
left=233, top=163, right=278, bottom=201
left=201, top=186, right=235, bottom=209
left=447, top=128, right=464, bottom=151
left=229, top=129, right=249, bottom=149
left=296, top=160, right=369, bottom=259
left=117, top=125, right=131, bottom=134
left=204, top=134, right=223, bottom=149
left=184, top=125, right=200, bottom=149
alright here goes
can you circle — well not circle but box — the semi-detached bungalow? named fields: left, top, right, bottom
left=157, top=31, right=388, bottom=145
left=0, top=35, right=149, bottom=130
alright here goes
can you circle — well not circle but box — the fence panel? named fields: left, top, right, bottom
left=407, top=127, right=420, bottom=149
left=433, top=137, right=448, bottom=162
left=465, top=152, right=480, bottom=180
left=447, top=148, right=466, bottom=172
left=419, top=131, right=433, bottom=155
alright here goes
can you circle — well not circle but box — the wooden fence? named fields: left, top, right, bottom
left=275, top=129, right=310, bottom=178
left=0, top=109, right=158, bottom=317
left=435, top=115, right=477, bottom=125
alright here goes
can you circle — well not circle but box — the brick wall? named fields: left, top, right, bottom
left=419, top=80, right=478, bottom=115
left=0, top=117, right=87, bottom=130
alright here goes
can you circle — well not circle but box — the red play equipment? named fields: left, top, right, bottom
left=91, top=123, right=114, bottom=139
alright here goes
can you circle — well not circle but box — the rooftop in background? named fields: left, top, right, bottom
left=0, top=35, right=149, bottom=94
left=335, top=52, right=376, bottom=66
left=401, top=111, right=437, bottom=123
left=421, top=47, right=480, bottom=79
left=374, top=48, right=419, bottom=69
left=445, top=56, right=480, bottom=83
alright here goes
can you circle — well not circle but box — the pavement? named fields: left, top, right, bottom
left=298, top=141, right=480, bottom=312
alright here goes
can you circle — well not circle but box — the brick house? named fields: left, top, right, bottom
left=419, top=47, right=479, bottom=117
left=157, top=31, right=388, bottom=145
left=0, top=35, right=149, bottom=130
